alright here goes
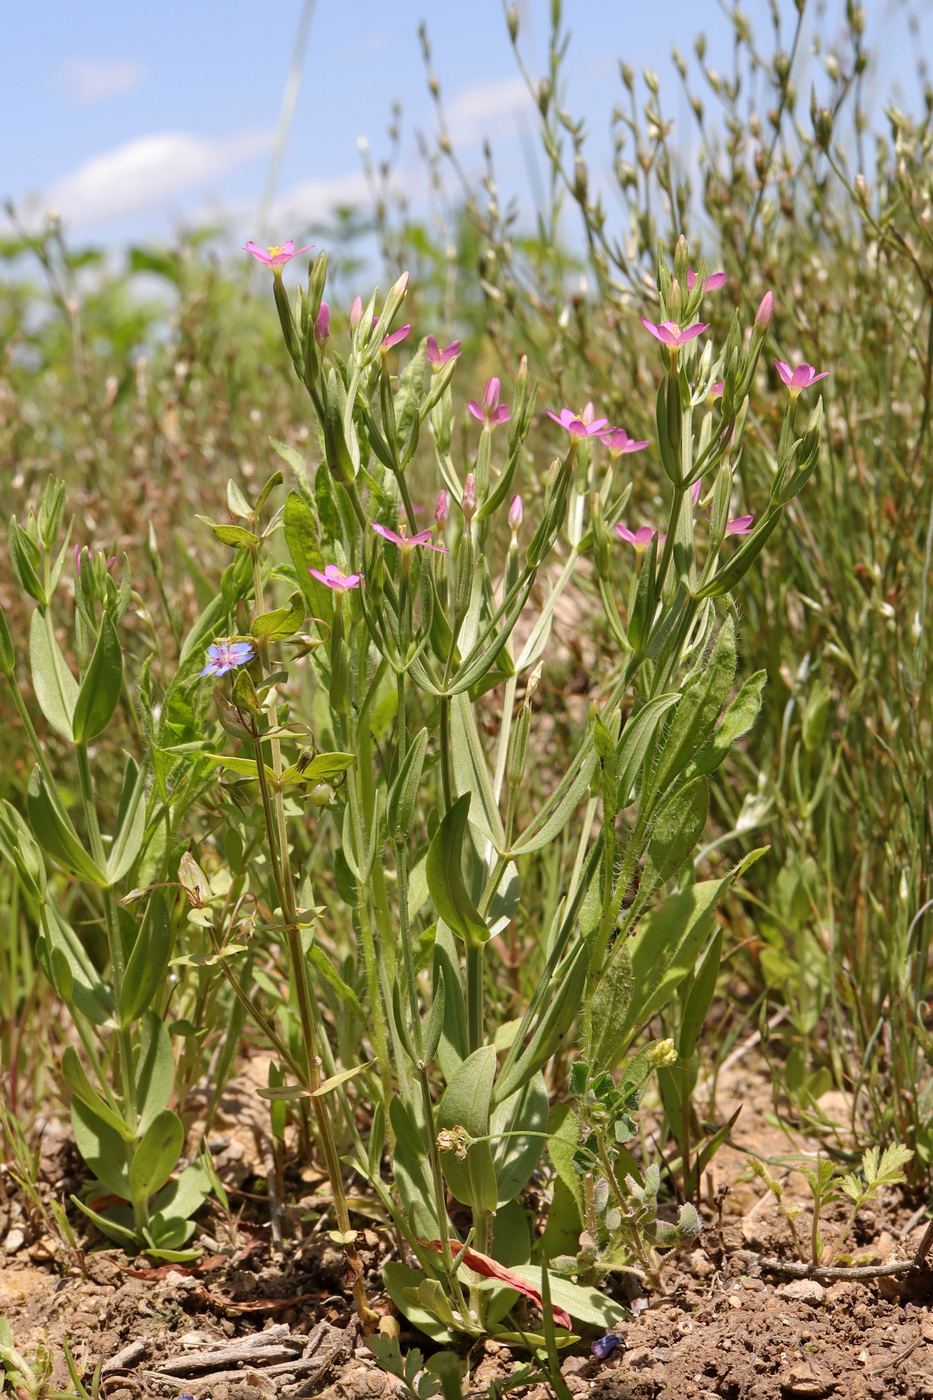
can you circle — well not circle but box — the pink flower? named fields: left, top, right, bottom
left=426, top=335, right=462, bottom=369
left=434, top=491, right=449, bottom=528
left=774, top=360, right=830, bottom=394
left=350, top=296, right=364, bottom=329
left=616, top=524, right=665, bottom=547
left=687, top=268, right=727, bottom=291
left=601, top=427, right=649, bottom=455
left=508, top=495, right=523, bottom=530
left=309, top=564, right=363, bottom=593
left=546, top=403, right=612, bottom=439
left=371, top=521, right=448, bottom=555
left=642, top=318, right=709, bottom=349
left=468, top=378, right=511, bottom=427
left=382, top=324, right=410, bottom=352
left=244, top=239, right=312, bottom=269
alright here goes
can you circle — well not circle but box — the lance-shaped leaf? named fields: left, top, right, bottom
left=493, top=941, right=588, bottom=1105
left=29, top=607, right=78, bottom=740
left=73, top=611, right=123, bottom=743
left=26, top=766, right=108, bottom=888
left=120, top=891, right=173, bottom=1027
left=107, top=755, right=148, bottom=885
left=426, top=794, right=490, bottom=947
left=61, top=1047, right=133, bottom=1142
left=387, top=728, right=429, bottom=843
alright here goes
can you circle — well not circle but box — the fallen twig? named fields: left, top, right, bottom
left=758, top=1256, right=916, bottom=1281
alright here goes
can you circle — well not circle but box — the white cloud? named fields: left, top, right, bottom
left=48, top=130, right=273, bottom=228
left=57, top=57, right=145, bottom=107
left=444, top=75, right=533, bottom=145
left=273, top=169, right=374, bottom=221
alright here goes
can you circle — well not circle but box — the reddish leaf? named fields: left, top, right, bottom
left=423, top=1240, right=572, bottom=1330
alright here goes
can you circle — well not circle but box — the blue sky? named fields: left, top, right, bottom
left=1, top=1, right=928, bottom=250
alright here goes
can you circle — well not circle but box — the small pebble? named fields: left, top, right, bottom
left=779, top=1279, right=825, bottom=1307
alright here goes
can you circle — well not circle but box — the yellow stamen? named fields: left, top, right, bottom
left=267, top=245, right=284, bottom=258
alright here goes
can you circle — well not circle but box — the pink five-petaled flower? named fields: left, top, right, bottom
left=426, top=334, right=462, bottom=369
left=601, top=427, right=650, bottom=455
left=546, top=402, right=611, bottom=439
left=200, top=640, right=255, bottom=678
left=642, top=318, right=710, bottom=349
left=774, top=359, right=830, bottom=395
left=371, top=521, right=449, bottom=555
left=382, top=325, right=410, bottom=352
left=616, top=524, right=665, bottom=548
left=309, top=564, right=363, bottom=593
left=244, top=239, right=312, bottom=269
left=686, top=268, right=727, bottom=291
left=468, top=377, right=511, bottom=427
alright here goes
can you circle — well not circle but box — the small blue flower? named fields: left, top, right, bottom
left=200, top=640, right=255, bottom=678
left=591, top=1334, right=622, bottom=1360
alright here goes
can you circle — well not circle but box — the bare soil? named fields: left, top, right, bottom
left=3, top=1056, right=933, bottom=1400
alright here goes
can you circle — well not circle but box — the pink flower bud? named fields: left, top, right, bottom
left=508, top=495, right=523, bottom=530
left=434, top=490, right=449, bottom=528
left=315, top=301, right=330, bottom=343
left=755, top=290, right=774, bottom=331
left=462, top=473, right=477, bottom=523
left=350, top=295, right=363, bottom=330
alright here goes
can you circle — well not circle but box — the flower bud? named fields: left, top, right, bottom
left=462, top=473, right=477, bottom=524
left=755, top=290, right=774, bottom=331
left=507, top=4, right=519, bottom=41
left=434, top=490, right=449, bottom=528
left=315, top=300, right=331, bottom=343
left=350, top=295, right=363, bottom=329
left=508, top=494, right=523, bottom=530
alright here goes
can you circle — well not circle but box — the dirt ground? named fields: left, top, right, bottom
left=3, top=1055, right=933, bottom=1400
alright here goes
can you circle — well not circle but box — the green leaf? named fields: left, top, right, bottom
left=136, top=1010, right=175, bottom=1131
left=26, top=765, right=108, bottom=887
left=250, top=591, right=306, bottom=641
left=71, top=1194, right=138, bottom=1245
left=312, top=1059, right=376, bottom=1097
left=61, top=1047, right=133, bottom=1142
left=687, top=670, right=766, bottom=779
left=450, top=694, right=505, bottom=849
left=507, top=1267, right=626, bottom=1327
left=71, top=1098, right=131, bottom=1200
left=433, top=921, right=469, bottom=1082
left=678, top=929, right=722, bottom=1060
left=640, top=774, right=710, bottom=896
left=37, top=904, right=113, bottom=1025
left=129, top=1108, right=184, bottom=1204
left=589, top=848, right=766, bottom=1070
left=388, top=728, right=429, bottom=843
left=0, top=797, right=46, bottom=904
left=616, top=693, right=681, bottom=807
left=436, top=1045, right=498, bottom=1212
left=652, top=616, right=737, bottom=795
left=389, top=1098, right=444, bottom=1239
left=382, top=1263, right=455, bottom=1343
left=73, top=611, right=123, bottom=743
left=283, top=489, right=333, bottom=623
left=151, top=1161, right=211, bottom=1223
left=120, top=891, right=173, bottom=1027
left=426, top=794, right=490, bottom=948
left=491, top=1073, right=549, bottom=1205
left=9, top=518, right=47, bottom=604
left=29, top=607, right=78, bottom=740
left=107, top=755, right=148, bottom=884
left=209, top=523, right=259, bottom=549
left=494, top=942, right=588, bottom=1105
